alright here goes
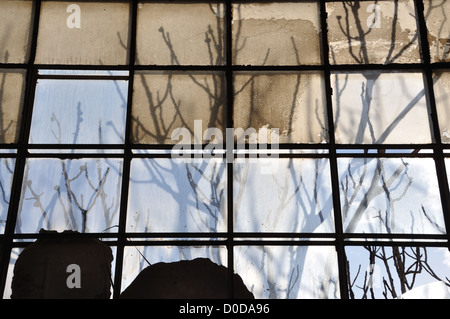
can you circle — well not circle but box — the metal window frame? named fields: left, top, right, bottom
left=0, top=0, right=448, bottom=299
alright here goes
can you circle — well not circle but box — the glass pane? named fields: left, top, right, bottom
left=16, top=158, right=123, bottom=233
left=136, top=3, right=225, bottom=66
left=338, top=157, right=445, bottom=234
left=0, top=0, right=33, bottom=63
left=346, top=246, right=450, bottom=299
left=233, top=158, right=334, bottom=233
left=433, top=71, right=450, bottom=143
left=326, top=0, right=421, bottom=64
left=0, top=69, right=25, bottom=143
left=131, top=71, right=225, bottom=144
left=235, top=245, right=340, bottom=299
left=423, top=0, right=450, bottom=63
left=332, top=71, right=432, bottom=144
left=29, top=79, right=128, bottom=144
left=234, top=72, right=328, bottom=144
left=0, top=158, right=15, bottom=234
left=126, top=158, right=227, bottom=233
left=232, top=2, right=322, bottom=65
left=35, top=1, right=129, bottom=65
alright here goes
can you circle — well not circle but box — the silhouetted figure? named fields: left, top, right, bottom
left=11, top=229, right=113, bottom=299
left=120, top=258, right=254, bottom=299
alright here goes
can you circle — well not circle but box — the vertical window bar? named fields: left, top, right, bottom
left=320, top=0, right=349, bottom=299
left=0, top=0, right=41, bottom=296
left=225, top=0, right=234, bottom=299
left=415, top=0, right=450, bottom=250
left=113, top=0, right=136, bottom=299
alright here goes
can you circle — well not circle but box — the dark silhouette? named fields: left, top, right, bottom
left=10, top=230, right=253, bottom=299
left=11, top=229, right=113, bottom=299
left=120, top=258, right=254, bottom=299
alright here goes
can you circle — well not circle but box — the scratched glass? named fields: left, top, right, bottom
left=232, top=2, right=322, bottom=65
left=338, top=157, right=445, bottom=235
left=233, top=158, right=334, bottom=233
left=16, top=158, right=123, bottom=234
left=234, top=72, right=328, bottom=144
left=235, top=245, right=340, bottom=298
left=35, top=1, right=130, bottom=65
left=126, top=158, right=227, bottom=233
left=346, top=246, right=450, bottom=299
left=136, top=3, right=225, bottom=65
left=0, top=0, right=33, bottom=63
left=131, top=71, right=225, bottom=144
left=433, top=71, right=450, bottom=143
left=0, top=69, right=26, bottom=143
left=423, top=0, right=450, bottom=63
left=332, top=71, right=432, bottom=144
left=326, top=0, right=421, bottom=64
left=29, top=78, right=127, bottom=145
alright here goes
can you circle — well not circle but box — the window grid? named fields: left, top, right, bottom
left=0, top=0, right=448, bottom=299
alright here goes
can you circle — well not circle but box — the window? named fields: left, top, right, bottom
left=0, top=0, right=449, bottom=300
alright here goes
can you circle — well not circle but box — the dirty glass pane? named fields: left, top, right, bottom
left=0, top=0, right=33, bottom=63
left=234, top=72, right=328, bottom=144
left=16, top=158, right=123, bottom=234
left=332, top=71, right=432, bottom=144
left=35, top=1, right=129, bottom=65
left=136, top=3, right=225, bottom=65
left=126, top=158, right=227, bottom=233
left=234, top=158, right=334, bottom=233
left=433, top=71, right=450, bottom=143
left=0, top=158, right=15, bottom=234
left=326, top=0, right=421, bottom=64
left=235, top=245, right=340, bottom=299
left=346, top=246, right=450, bottom=299
left=338, top=157, right=445, bottom=234
left=121, top=246, right=226, bottom=293
left=232, top=2, right=322, bottom=65
left=131, top=71, right=225, bottom=144
left=423, top=0, right=450, bottom=63
left=0, top=69, right=25, bottom=143
left=29, top=79, right=128, bottom=144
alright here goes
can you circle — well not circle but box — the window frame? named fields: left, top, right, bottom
left=0, top=0, right=449, bottom=299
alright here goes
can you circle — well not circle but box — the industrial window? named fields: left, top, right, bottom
left=0, top=0, right=449, bottom=300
